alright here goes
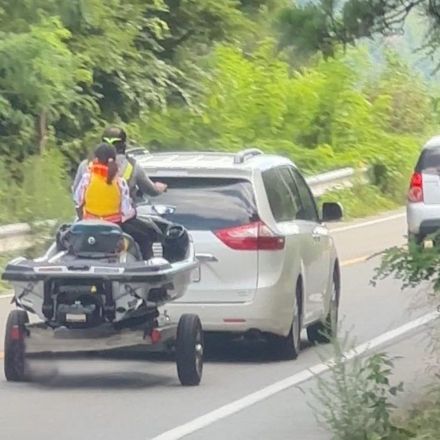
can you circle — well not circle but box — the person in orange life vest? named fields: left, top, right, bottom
left=74, top=143, right=135, bottom=224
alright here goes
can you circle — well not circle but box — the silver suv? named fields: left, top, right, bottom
left=407, top=136, right=440, bottom=243
left=135, top=148, right=343, bottom=359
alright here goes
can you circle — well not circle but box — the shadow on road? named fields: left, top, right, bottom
left=24, top=335, right=314, bottom=365
left=28, top=369, right=174, bottom=389
left=2, top=337, right=316, bottom=388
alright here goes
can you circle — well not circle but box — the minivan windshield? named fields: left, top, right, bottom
left=139, top=176, right=258, bottom=231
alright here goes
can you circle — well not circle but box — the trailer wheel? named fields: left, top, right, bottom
left=176, top=314, right=203, bottom=386
left=4, top=310, right=29, bottom=382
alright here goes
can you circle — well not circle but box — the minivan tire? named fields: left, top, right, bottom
left=307, top=266, right=340, bottom=344
left=269, top=282, right=302, bottom=360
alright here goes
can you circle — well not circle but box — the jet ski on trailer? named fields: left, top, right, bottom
left=2, top=207, right=203, bottom=386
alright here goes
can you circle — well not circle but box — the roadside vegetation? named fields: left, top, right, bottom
left=0, top=0, right=438, bottom=225
left=313, top=339, right=409, bottom=440
left=319, top=185, right=399, bottom=220
left=2, top=0, right=440, bottom=434
left=313, top=333, right=440, bottom=440
left=312, top=237, right=440, bottom=439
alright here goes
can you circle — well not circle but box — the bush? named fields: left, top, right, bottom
left=0, top=149, right=73, bottom=225
left=372, top=237, right=440, bottom=291
left=312, top=335, right=409, bottom=440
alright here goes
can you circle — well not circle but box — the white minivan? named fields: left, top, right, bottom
left=136, top=148, right=342, bottom=359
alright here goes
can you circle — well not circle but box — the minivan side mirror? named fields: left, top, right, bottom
left=321, top=202, right=343, bottom=222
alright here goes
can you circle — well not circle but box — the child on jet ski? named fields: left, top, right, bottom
left=74, top=143, right=152, bottom=259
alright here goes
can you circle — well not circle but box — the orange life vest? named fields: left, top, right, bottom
left=83, top=163, right=122, bottom=223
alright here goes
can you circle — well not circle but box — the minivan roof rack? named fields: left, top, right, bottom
left=233, top=148, right=264, bottom=164
left=126, top=147, right=149, bottom=157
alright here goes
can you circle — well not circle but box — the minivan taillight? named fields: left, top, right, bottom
left=408, top=172, right=423, bottom=203
left=215, top=221, right=285, bottom=251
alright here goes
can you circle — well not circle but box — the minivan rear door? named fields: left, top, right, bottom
left=139, top=177, right=259, bottom=303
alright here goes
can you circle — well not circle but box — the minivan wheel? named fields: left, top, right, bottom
left=307, top=267, right=340, bottom=344
left=269, top=284, right=302, bottom=360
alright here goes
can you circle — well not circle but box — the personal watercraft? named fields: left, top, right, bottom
left=2, top=206, right=204, bottom=386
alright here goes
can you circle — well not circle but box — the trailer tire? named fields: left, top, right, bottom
left=176, top=314, right=203, bottom=386
left=4, top=310, right=29, bottom=382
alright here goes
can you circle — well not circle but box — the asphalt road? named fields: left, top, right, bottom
left=0, top=209, right=437, bottom=440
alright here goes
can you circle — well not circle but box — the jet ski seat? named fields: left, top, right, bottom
left=56, top=221, right=143, bottom=261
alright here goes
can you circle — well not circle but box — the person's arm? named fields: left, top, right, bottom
left=133, top=162, right=167, bottom=196
left=73, top=173, right=90, bottom=218
left=72, top=160, right=88, bottom=193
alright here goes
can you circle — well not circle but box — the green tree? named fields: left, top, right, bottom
left=0, top=0, right=280, bottom=164
left=135, top=41, right=428, bottom=187
left=276, top=0, right=440, bottom=65
left=0, top=17, right=92, bottom=156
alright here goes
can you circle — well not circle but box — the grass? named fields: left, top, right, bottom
left=320, top=184, right=400, bottom=220
left=0, top=150, right=73, bottom=226
left=397, top=386, right=440, bottom=439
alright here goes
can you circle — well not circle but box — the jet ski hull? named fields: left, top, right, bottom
left=4, top=250, right=198, bottom=324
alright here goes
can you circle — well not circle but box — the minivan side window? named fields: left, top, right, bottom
left=278, top=167, right=303, bottom=216
left=262, top=168, right=297, bottom=222
left=290, top=169, right=319, bottom=222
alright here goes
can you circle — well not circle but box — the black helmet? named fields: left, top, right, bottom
left=102, top=127, right=127, bottom=153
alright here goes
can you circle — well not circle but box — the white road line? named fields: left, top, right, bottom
left=151, top=311, right=439, bottom=440
left=331, top=212, right=405, bottom=233
left=0, top=293, right=13, bottom=299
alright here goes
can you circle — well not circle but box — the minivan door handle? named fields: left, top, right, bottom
left=196, top=253, right=218, bottom=263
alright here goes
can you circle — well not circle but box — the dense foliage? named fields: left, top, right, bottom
left=0, top=0, right=286, bottom=163
left=277, top=0, right=440, bottom=65
left=0, top=0, right=436, bottom=224
left=136, top=43, right=432, bottom=208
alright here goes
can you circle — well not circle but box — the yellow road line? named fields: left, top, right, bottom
left=341, top=255, right=371, bottom=267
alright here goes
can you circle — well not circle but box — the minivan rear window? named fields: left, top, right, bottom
left=143, top=177, right=258, bottom=231
left=416, top=147, right=440, bottom=174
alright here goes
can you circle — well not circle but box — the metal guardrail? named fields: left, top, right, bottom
left=0, top=167, right=368, bottom=253
left=306, top=167, right=368, bottom=197
left=0, top=220, right=58, bottom=253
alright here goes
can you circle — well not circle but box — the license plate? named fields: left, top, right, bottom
left=66, top=313, right=87, bottom=323
left=191, top=266, right=201, bottom=283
